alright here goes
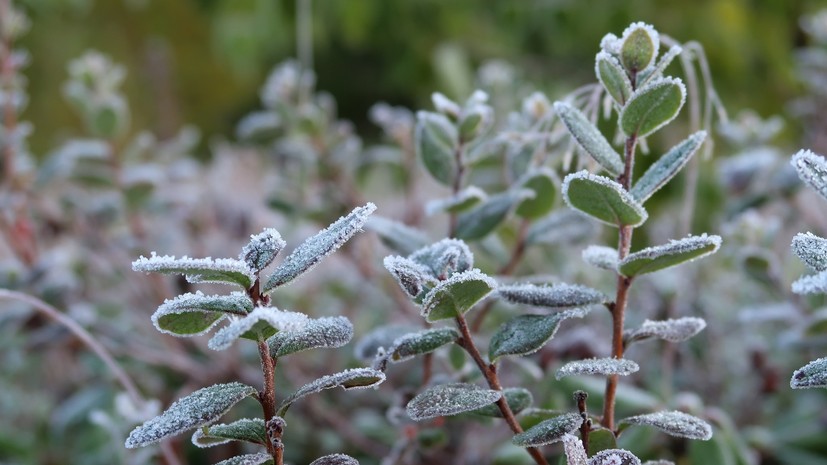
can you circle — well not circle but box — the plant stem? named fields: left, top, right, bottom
left=454, top=314, right=549, bottom=465
left=447, top=141, right=466, bottom=238
left=257, top=341, right=279, bottom=459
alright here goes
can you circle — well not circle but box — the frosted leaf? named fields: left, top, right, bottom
left=791, top=357, right=827, bottom=389
left=582, top=245, right=619, bottom=271
left=213, top=453, right=273, bottom=465
left=388, top=327, right=459, bottom=362
left=151, top=291, right=253, bottom=337
left=588, top=449, right=642, bottom=465
left=432, top=92, right=461, bottom=118
left=264, top=203, right=376, bottom=292
left=310, top=454, right=359, bottom=465
left=277, top=368, right=385, bottom=416
left=641, top=461, right=675, bottom=465
left=236, top=111, right=280, bottom=141
left=132, top=253, right=255, bottom=289
left=527, top=210, right=597, bottom=246
left=625, top=317, right=707, bottom=345
left=631, top=131, right=707, bottom=203
left=191, top=418, right=266, bottom=448
left=555, top=358, right=639, bottom=380
left=792, top=232, right=827, bottom=272
left=410, top=238, right=474, bottom=278
left=125, top=382, right=257, bottom=448
left=425, top=186, right=487, bottom=216
left=268, top=316, right=353, bottom=357
left=417, top=111, right=458, bottom=185
left=406, top=383, right=502, bottom=421
left=618, top=234, right=722, bottom=277
left=791, top=269, right=827, bottom=295
left=489, top=309, right=590, bottom=360
left=469, top=387, right=532, bottom=417
left=619, top=77, right=686, bottom=139
left=353, top=325, right=419, bottom=361
left=638, top=44, right=682, bottom=87
left=240, top=228, right=286, bottom=271
left=791, top=149, right=827, bottom=200
left=562, top=434, right=588, bottom=465
left=619, top=411, right=712, bottom=440
left=554, top=102, right=624, bottom=176
left=366, top=216, right=429, bottom=256
left=208, top=307, right=309, bottom=351
left=563, top=171, right=648, bottom=227
left=619, top=22, right=660, bottom=74
left=512, top=412, right=583, bottom=447
left=595, top=51, right=632, bottom=106
left=455, top=189, right=534, bottom=240
left=497, top=282, right=607, bottom=309
left=421, top=269, right=497, bottom=322
left=383, top=255, right=436, bottom=298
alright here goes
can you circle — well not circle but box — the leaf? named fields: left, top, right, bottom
left=151, top=292, right=253, bottom=337
left=563, top=434, right=589, bottom=465
left=791, top=149, right=827, bottom=200
left=309, top=454, right=359, bottom=465
left=517, top=408, right=567, bottom=430
left=125, top=382, right=258, bottom=448
left=497, top=282, right=607, bottom=309
left=556, top=358, right=639, bottom=380
left=620, top=411, right=712, bottom=440
left=268, top=316, right=353, bottom=357
left=625, top=317, right=707, bottom=345
left=208, top=307, right=309, bottom=351
left=426, top=186, right=487, bottom=216
left=388, top=327, right=460, bottom=362
left=637, top=44, right=682, bottom=87
left=512, top=412, right=583, bottom=447
left=631, top=131, right=707, bottom=202
left=515, top=168, right=557, bottom=219
left=277, top=368, right=385, bottom=416
left=563, top=171, right=648, bottom=227
left=213, top=454, right=273, bottom=465
left=240, top=228, right=286, bottom=271
left=470, top=387, right=533, bottom=417
left=620, top=22, right=659, bottom=74
left=791, top=357, right=827, bottom=389
left=792, top=232, right=827, bottom=272
left=353, top=325, right=419, bottom=361
left=489, top=309, right=590, bottom=360
left=416, top=111, right=457, bottom=185
left=553, top=102, right=624, bottom=176
left=383, top=255, right=436, bottom=298
left=132, top=253, right=255, bottom=289
left=792, top=269, right=827, bottom=295
left=366, top=216, right=430, bottom=256
left=265, top=203, right=376, bottom=291
left=587, top=428, right=618, bottom=456
left=406, top=383, right=502, bottom=421
left=409, top=238, right=474, bottom=277
left=618, top=234, right=721, bottom=277
left=455, top=190, right=533, bottom=240
left=589, top=449, right=642, bottom=465
left=421, top=269, right=497, bottom=322
left=191, top=418, right=266, bottom=448
left=596, top=51, right=632, bottom=106
left=527, top=210, right=596, bottom=246
left=582, top=245, right=619, bottom=271
left=620, top=77, right=686, bottom=138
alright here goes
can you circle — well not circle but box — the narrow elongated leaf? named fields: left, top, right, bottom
left=563, top=171, right=648, bottom=227
left=416, top=111, right=457, bottom=185
left=618, top=234, right=721, bottom=277
left=383, top=255, right=436, bottom=298
left=489, top=309, right=590, bottom=360
left=582, top=245, right=619, bottom=271
left=792, top=232, right=827, bottom=272
left=791, top=149, right=827, bottom=200
left=620, top=77, right=686, bottom=138
left=527, top=210, right=596, bottom=246
left=792, top=269, right=827, bottom=295
left=553, top=102, right=624, bottom=176
left=563, top=434, right=589, bottom=465
left=512, top=412, right=583, bottom=446
left=133, top=253, right=255, bottom=289
left=556, top=358, right=639, bottom=380
left=596, top=52, right=632, bottom=106
left=791, top=357, right=827, bottom=389
left=366, top=216, right=429, bottom=256
left=151, top=291, right=253, bottom=337
left=497, top=282, right=607, bottom=309
left=421, top=269, right=497, bottom=322
left=277, top=368, right=385, bottom=416
left=455, top=190, right=533, bottom=240
left=624, top=317, right=706, bottom=344
left=213, top=454, right=272, bottom=465
left=264, top=203, right=376, bottom=291
left=240, top=228, right=286, bottom=271
left=388, top=327, right=459, bottom=362
left=637, top=44, right=682, bottom=87
left=620, top=22, right=659, bottom=74
left=619, top=411, right=712, bottom=440
left=125, top=382, right=258, bottom=448
left=353, top=325, right=419, bottom=361
left=410, top=238, right=474, bottom=277
left=406, top=383, right=502, bottom=421
left=310, top=454, right=359, bottom=465
left=268, top=316, right=353, bottom=357
left=470, top=387, right=532, bottom=417
left=208, top=307, right=309, bottom=351
left=631, top=131, right=706, bottom=202
left=589, top=449, right=642, bottom=465
left=426, top=186, right=487, bottom=215
left=516, top=168, right=557, bottom=219
left=191, top=418, right=266, bottom=448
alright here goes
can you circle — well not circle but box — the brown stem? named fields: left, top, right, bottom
left=574, top=391, right=590, bottom=452
left=257, top=341, right=278, bottom=458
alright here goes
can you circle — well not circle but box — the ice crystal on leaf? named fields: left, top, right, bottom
left=213, top=453, right=273, bottom=465
left=151, top=291, right=252, bottom=337
left=556, top=357, right=639, bottom=380
left=792, top=269, right=827, bottom=295
left=420, top=268, right=497, bottom=321
left=589, top=449, right=642, bottom=465
left=208, top=307, right=309, bottom=351
left=383, top=255, right=435, bottom=298
left=582, top=245, right=619, bottom=271
left=132, top=253, right=255, bottom=289
left=497, top=282, right=607, bottom=309
left=309, top=454, right=359, bottom=465
left=512, top=412, right=583, bottom=447
left=191, top=418, right=266, bottom=448
left=625, top=317, right=707, bottom=344
left=619, top=411, right=712, bottom=440
left=489, top=309, right=590, bottom=360
left=406, top=383, right=502, bottom=421
left=267, top=316, right=353, bottom=357
left=277, top=368, right=385, bottom=416
left=791, top=149, right=827, bottom=201
left=387, top=327, right=459, bottom=362
left=618, top=234, right=721, bottom=277
left=562, top=434, right=588, bottom=465
left=791, top=357, right=827, bottom=389
left=240, top=228, right=286, bottom=271
left=792, top=232, right=827, bottom=272
left=409, top=238, right=474, bottom=278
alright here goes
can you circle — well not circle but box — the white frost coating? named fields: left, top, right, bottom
left=588, top=449, right=642, bottom=465
left=268, top=316, right=353, bottom=357
left=620, top=76, right=686, bottom=138
left=600, top=33, right=621, bottom=55
left=265, top=203, right=376, bottom=291
left=625, top=317, right=707, bottom=344
left=619, top=234, right=721, bottom=275
left=410, top=238, right=474, bottom=277
left=792, top=269, right=827, bottom=295
left=620, top=411, right=712, bottom=440
left=620, top=21, right=660, bottom=71
left=389, top=327, right=459, bottom=362
left=512, top=412, right=583, bottom=446
left=132, top=252, right=255, bottom=288
left=498, top=282, right=606, bottom=309
left=631, top=131, right=707, bottom=202
left=431, top=92, right=461, bottom=118
left=240, top=228, right=286, bottom=271
left=309, top=453, right=359, bottom=465
left=208, top=307, right=309, bottom=351
left=639, top=44, right=683, bottom=87
left=277, top=367, right=386, bottom=415
left=150, top=291, right=253, bottom=337
left=213, top=453, right=273, bottom=465
left=555, top=357, right=639, bottom=380
left=383, top=255, right=435, bottom=298
left=425, top=186, right=487, bottom=216
left=553, top=102, right=624, bottom=176
left=421, top=268, right=497, bottom=319
left=562, top=170, right=648, bottom=227
left=792, top=231, right=827, bottom=272
left=406, top=383, right=502, bottom=421
left=562, top=434, right=588, bottom=465
left=595, top=51, right=632, bottom=105
left=791, top=356, right=827, bottom=389
left=791, top=149, right=827, bottom=200
left=582, top=245, right=619, bottom=270
left=191, top=418, right=265, bottom=448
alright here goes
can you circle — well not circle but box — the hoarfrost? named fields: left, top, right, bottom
left=353, top=325, right=419, bottom=361
left=132, top=252, right=255, bottom=289
left=512, top=412, right=583, bottom=446
left=791, top=357, right=827, bottom=389
left=620, top=410, right=712, bottom=440
left=208, top=307, right=309, bottom=351
left=268, top=316, right=353, bottom=357
left=589, top=449, right=642, bottom=465
left=191, top=418, right=266, bottom=448
left=498, top=282, right=607, bottom=309
left=489, top=309, right=590, bottom=360
left=562, top=434, right=588, bottom=465
left=631, top=131, right=706, bottom=202
left=310, top=454, right=359, bottom=465
left=277, top=368, right=385, bottom=416
left=791, top=149, right=827, bottom=200
left=625, top=317, right=707, bottom=344
left=240, top=228, right=286, bottom=271
left=556, top=358, right=639, bottom=380
left=792, top=232, right=827, bottom=272
left=388, top=327, right=459, bottom=362
left=420, top=268, right=497, bottom=321
left=151, top=291, right=254, bottom=337
left=582, top=245, right=619, bottom=270
left=409, top=238, right=474, bottom=277
left=792, top=269, right=827, bottom=295
left=553, top=101, right=624, bottom=176
left=406, top=383, right=502, bottom=421
left=562, top=170, right=648, bottom=227
left=383, top=255, right=435, bottom=298
left=619, top=234, right=721, bottom=276
left=620, top=21, right=660, bottom=71
left=213, top=453, right=273, bottom=465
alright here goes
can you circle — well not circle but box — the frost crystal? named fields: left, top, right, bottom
left=792, top=269, right=827, bottom=295
left=620, top=411, right=712, bottom=440
left=278, top=367, right=386, bottom=416
left=562, top=434, right=588, bottom=465
left=353, top=325, right=419, bottom=361
left=791, top=357, right=827, bottom=389
left=619, top=234, right=722, bottom=276
left=498, top=282, right=607, bottom=309
left=792, top=232, right=827, bottom=272
left=555, top=358, right=639, bottom=380
left=191, top=418, right=266, bottom=448
left=310, top=454, right=359, bottom=465
left=383, top=255, right=435, bottom=298
left=409, top=238, right=474, bottom=278
left=213, top=453, right=273, bottom=465
left=406, top=383, right=502, bottom=421
left=388, top=327, right=459, bottom=362
left=208, top=307, right=309, bottom=351
left=512, top=412, right=583, bottom=446
left=582, top=245, right=619, bottom=270
left=589, top=449, right=642, bottom=465
left=268, top=316, right=353, bottom=357
left=132, top=253, right=255, bottom=289
left=240, top=228, right=286, bottom=271
left=420, top=268, right=497, bottom=321
left=620, top=22, right=660, bottom=70
left=625, top=317, right=706, bottom=344
left=489, top=309, right=590, bottom=360
left=562, top=170, right=648, bottom=227
left=791, top=149, right=827, bottom=200
left=151, top=291, right=253, bottom=337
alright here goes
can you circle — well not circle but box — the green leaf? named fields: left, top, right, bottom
left=455, top=190, right=533, bottom=240
left=618, top=234, right=721, bottom=277
left=631, top=131, right=707, bottom=202
left=516, top=168, right=557, bottom=219
left=151, top=292, right=252, bottom=337
left=624, top=317, right=707, bottom=345
left=791, top=357, right=827, bottom=389
left=596, top=52, right=632, bottom=106
left=497, top=282, right=607, bottom=309
left=620, top=77, right=686, bottom=138
left=512, top=412, right=583, bottom=447
left=489, top=310, right=590, bottom=361
left=213, top=454, right=273, bottom=465
left=208, top=307, right=309, bottom=351
left=556, top=358, right=639, bottom=380
left=191, top=418, right=266, bottom=448
left=389, top=327, right=460, bottom=362
left=409, top=238, right=474, bottom=277
left=240, top=228, right=286, bottom=271
left=619, top=411, right=712, bottom=440
left=426, top=186, right=487, bottom=215
left=125, top=382, right=258, bottom=448
left=406, top=383, right=502, bottom=421
left=470, top=387, right=533, bottom=417
left=132, top=253, right=255, bottom=289
left=637, top=43, right=683, bottom=88
left=562, top=171, right=647, bottom=227
left=268, top=316, right=353, bottom=357
left=517, top=408, right=567, bottom=430
left=791, top=149, right=827, bottom=201
left=587, top=428, right=618, bottom=456
left=421, top=269, right=497, bottom=322
left=309, top=454, right=359, bottom=465
left=553, top=102, right=624, bottom=176
left=416, top=111, right=457, bottom=185
left=277, top=368, right=385, bottom=416
left=366, top=216, right=430, bottom=256
left=265, top=203, right=376, bottom=292
left=792, top=232, right=827, bottom=272
left=620, top=22, right=659, bottom=74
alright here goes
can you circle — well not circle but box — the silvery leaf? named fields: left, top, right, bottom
left=309, top=454, right=359, bottom=465
left=191, top=418, right=266, bottom=448
left=618, top=234, right=721, bottom=277
left=267, top=316, right=353, bottom=357
left=563, top=171, right=648, bottom=227
left=556, top=358, right=639, bottom=380
left=151, top=291, right=252, bottom=337
left=497, top=282, right=607, bottom=309
left=588, top=449, right=642, bottom=465
left=791, top=357, right=827, bottom=389
left=624, top=317, right=706, bottom=344
left=512, top=412, right=583, bottom=447
left=582, top=245, right=619, bottom=271
left=631, top=131, right=706, bottom=203
left=353, top=325, right=419, bottom=361
left=554, top=102, right=624, bottom=176
left=213, top=454, right=273, bottom=465
left=791, top=149, right=827, bottom=201
left=563, top=434, right=588, bottom=465
left=383, top=255, right=436, bottom=298
left=277, top=368, right=385, bottom=416
left=406, top=383, right=502, bottom=421
left=133, top=253, right=255, bottom=289
left=619, top=411, right=712, bottom=440
left=469, top=387, right=533, bottom=417
left=792, top=269, right=827, bottom=295
left=791, top=232, right=827, bottom=272
left=208, top=307, right=309, bottom=350
left=489, top=309, right=590, bottom=360
left=409, top=238, right=474, bottom=278
left=388, top=327, right=459, bottom=362
left=421, top=269, right=497, bottom=322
